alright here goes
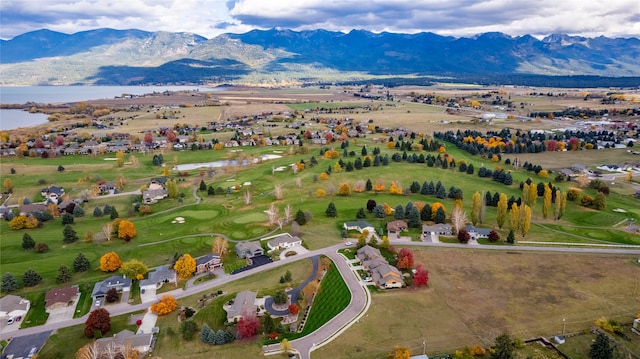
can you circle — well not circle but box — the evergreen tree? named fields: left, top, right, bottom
left=490, top=333, right=514, bottom=359
left=410, top=181, right=420, bottom=193
left=262, top=314, right=275, bottom=333
left=215, top=329, right=226, bottom=345
left=420, top=181, right=429, bottom=195
left=224, top=327, right=235, bottom=343
left=365, top=179, right=373, bottom=191
left=73, top=204, right=85, bottom=217
left=199, top=180, right=207, bottom=191
left=103, top=204, right=112, bottom=215
left=1, top=272, right=19, bottom=292
left=325, top=202, right=337, bottom=217
left=356, top=208, right=367, bottom=219
left=93, top=207, right=103, bottom=217
left=63, top=224, right=79, bottom=243
left=295, top=210, right=307, bottom=225
left=435, top=182, right=447, bottom=199
left=407, top=207, right=421, bottom=228
left=506, top=230, right=515, bottom=244
left=22, top=269, right=42, bottom=287
left=110, top=207, right=119, bottom=220
left=394, top=205, right=404, bottom=219
left=200, top=323, right=213, bottom=343
left=56, top=265, right=72, bottom=283
left=73, top=253, right=90, bottom=272
left=589, top=333, right=613, bottom=359
left=22, top=233, right=35, bottom=250
left=420, top=205, right=432, bottom=221
left=373, top=204, right=386, bottom=218
left=466, top=164, right=475, bottom=174
left=434, top=207, right=446, bottom=224
left=62, top=212, right=74, bottom=225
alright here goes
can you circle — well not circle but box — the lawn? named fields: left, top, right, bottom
left=313, top=247, right=640, bottom=359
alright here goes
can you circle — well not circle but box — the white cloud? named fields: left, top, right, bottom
left=1, top=0, right=639, bottom=40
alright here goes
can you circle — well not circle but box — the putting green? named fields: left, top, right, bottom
left=232, top=212, right=267, bottom=224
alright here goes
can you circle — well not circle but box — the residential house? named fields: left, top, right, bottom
left=95, top=329, right=155, bottom=356
left=41, top=185, right=65, bottom=203
left=421, top=224, right=452, bottom=237
left=19, top=203, right=47, bottom=216
left=356, top=245, right=403, bottom=289
left=45, top=286, right=80, bottom=311
left=0, top=206, right=12, bottom=219
left=91, top=275, right=132, bottom=300
left=142, top=188, right=168, bottom=204
left=139, top=265, right=177, bottom=293
left=265, top=233, right=303, bottom=251
left=224, top=290, right=258, bottom=322
left=343, top=220, right=375, bottom=234
left=195, top=253, right=223, bottom=274
left=98, top=181, right=116, bottom=194
left=0, top=295, right=30, bottom=322
left=0, top=331, right=50, bottom=359
left=234, top=241, right=264, bottom=259
left=464, top=225, right=492, bottom=239
left=387, top=220, right=408, bottom=238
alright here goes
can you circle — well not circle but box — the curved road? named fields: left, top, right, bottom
left=2, top=241, right=639, bottom=356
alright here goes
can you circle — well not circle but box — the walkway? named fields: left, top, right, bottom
left=264, top=256, right=319, bottom=316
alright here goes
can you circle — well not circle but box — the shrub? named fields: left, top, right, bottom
left=35, top=243, right=49, bottom=253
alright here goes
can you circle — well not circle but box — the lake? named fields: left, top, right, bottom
left=0, top=85, right=224, bottom=130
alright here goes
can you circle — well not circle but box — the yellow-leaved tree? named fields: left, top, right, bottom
left=390, top=346, right=411, bottom=359
left=150, top=294, right=178, bottom=315
left=173, top=254, right=196, bottom=280
left=117, top=220, right=136, bottom=242
left=119, top=259, right=148, bottom=280
left=100, top=252, right=122, bottom=272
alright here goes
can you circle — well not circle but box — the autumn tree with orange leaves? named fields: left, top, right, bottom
left=150, top=294, right=178, bottom=315
left=100, top=252, right=122, bottom=272
left=117, top=220, right=136, bottom=241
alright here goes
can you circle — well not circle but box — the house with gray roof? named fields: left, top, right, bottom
left=196, top=253, right=223, bottom=274
left=344, top=220, right=375, bottom=234
left=265, top=233, right=302, bottom=251
left=224, top=290, right=258, bottom=322
left=464, top=225, right=492, bottom=239
left=0, top=295, right=30, bottom=323
left=234, top=241, right=264, bottom=259
left=139, top=265, right=176, bottom=292
left=421, top=223, right=452, bottom=237
left=91, top=275, right=132, bottom=300
left=95, top=329, right=154, bottom=356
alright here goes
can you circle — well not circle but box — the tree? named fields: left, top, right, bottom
left=509, top=203, right=519, bottom=231
left=288, top=303, right=299, bottom=315
left=116, top=150, right=125, bottom=168
left=117, top=220, right=136, bottom=241
left=100, top=252, right=122, bottom=272
left=407, top=207, right=421, bottom=228
left=180, top=320, right=199, bottom=341
left=280, top=338, right=293, bottom=354
left=73, top=204, right=85, bottom=217
left=414, top=265, right=429, bottom=287
left=166, top=179, right=178, bottom=199
left=325, top=202, right=337, bottom=217
left=84, top=308, right=111, bottom=338
left=244, top=189, right=252, bottom=205
left=238, top=314, right=260, bottom=338
left=490, top=333, right=514, bottom=359
left=589, top=333, right=613, bottom=359
left=105, top=288, right=119, bottom=303
left=62, top=212, right=74, bottom=225
left=488, top=230, right=500, bottom=242
left=174, top=254, right=196, bottom=279
left=150, top=294, right=178, bottom=315
left=273, top=289, right=288, bottom=305
left=73, top=253, right=90, bottom=272
left=594, top=192, right=607, bottom=210
left=199, top=179, right=207, bottom=191
left=506, top=230, right=515, bottom=244
left=390, top=345, right=411, bottom=359
left=262, top=314, right=275, bottom=333
left=1, top=272, right=19, bottom=292
left=22, top=233, right=35, bottom=250
left=56, top=265, right=72, bottom=283
left=119, top=259, right=149, bottom=280
left=396, top=248, right=414, bottom=270
left=471, top=192, right=482, bottom=225
left=542, top=184, right=552, bottom=219
left=356, top=207, right=367, bottom=219
left=496, top=193, right=508, bottom=228
left=434, top=207, right=446, bottom=224
left=63, top=224, right=79, bottom=243
left=212, top=236, right=229, bottom=258
left=3, top=178, right=13, bottom=193
left=519, top=204, right=531, bottom=237
left=109, top=206, right=119, bottom=220
left=22, top=268, right=42, bottom=287
left=200, top=323, right=213, bottom=344
left=450, top=206, right=468, bottom=234
left=458, top=229, right=471, bottom=243
left=102, top=222, right=113, bottom=242
left=338, top=182, right=351, bottom=196
left=295, top=209, right=307, bottom=225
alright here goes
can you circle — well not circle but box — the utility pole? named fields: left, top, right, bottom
left=423, top=338, right=426, bottom=355
left=562, top=318, right=566, bottom=336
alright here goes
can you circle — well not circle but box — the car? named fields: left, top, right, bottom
left=363, top=277, right=372, bottom=282
left=95, top=300, right=101, bottom=307
left=345, top=241, right=353, bottom=246
left=7, top=318, right=14, bottom=325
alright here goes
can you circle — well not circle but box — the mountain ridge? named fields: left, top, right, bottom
left=1, top=28, right=639, bottom=86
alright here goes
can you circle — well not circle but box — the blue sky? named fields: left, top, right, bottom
left=1, top=0, right=639, bottom=40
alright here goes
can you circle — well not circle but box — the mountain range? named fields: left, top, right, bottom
left=1, top=28, right=639, bottom=86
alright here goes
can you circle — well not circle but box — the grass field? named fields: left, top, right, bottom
left=313, top=247, right=640, bottom=359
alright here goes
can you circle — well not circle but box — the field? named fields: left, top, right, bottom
left=1, top=85, right=640, bottom=358
left=314, top=248, right=640, bottom=359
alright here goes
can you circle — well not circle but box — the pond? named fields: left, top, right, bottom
left=172, top=154, right=282, bottom=171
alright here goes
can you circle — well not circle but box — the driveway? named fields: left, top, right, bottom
left=140, top=287, right=157, bottom=303
left=46, top=302, right=79, bottom=324
left=280, top=245, right=310, bottom=260
left=136, top=310, right=158, bottom=335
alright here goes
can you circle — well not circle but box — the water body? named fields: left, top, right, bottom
left=0, top=85, right=223, bottom=130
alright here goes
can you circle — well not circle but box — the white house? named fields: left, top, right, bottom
left=264, top=233, right=303, bottom=251
left=0, top=295, right=30, bottom=323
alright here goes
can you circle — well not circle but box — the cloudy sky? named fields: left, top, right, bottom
left=1, top=0, right=639, bottom=40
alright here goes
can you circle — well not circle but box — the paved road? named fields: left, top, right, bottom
left=2, top=241, right=639, bottom=347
